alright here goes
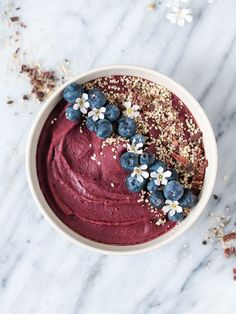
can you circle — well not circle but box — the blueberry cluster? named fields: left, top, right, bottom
left=63, top=83, right=198, bottom=223
left=120, top=136, right=197, bottom=222
left=63, top=83, right=137, bottom=140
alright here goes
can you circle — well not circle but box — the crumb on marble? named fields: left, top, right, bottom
left=20, top=64, right=57, bottom=102
left=147, top=3, right=156, bottom=11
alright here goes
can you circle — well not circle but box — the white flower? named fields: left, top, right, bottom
left=122, top=101, right=140, bottom=119
left=73, top=93, right=90, bottom=114
left=150, top=167, right=172, bottom=186
left=131, top=165, right=149, bottom=183
left=127, top=142, right=143, bottom=155
left=162, top=200, right=183, bottom=217
left=88, top=107, right=106, bottom=121
left=167, top=7, right=193, bottom=27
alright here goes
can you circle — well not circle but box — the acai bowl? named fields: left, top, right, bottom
left=26, top=65, right=217, bottom=255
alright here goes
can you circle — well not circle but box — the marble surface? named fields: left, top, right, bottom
left=1, top=0, right=236, bottom=313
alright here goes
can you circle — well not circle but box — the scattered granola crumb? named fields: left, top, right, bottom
left=10, top=16, right=19, bottom=22
left=15, top=47, right=20, bottom=54
left=203, top=207, right=236, bottom=281
left=20, top=64, right=57, bottom=101
left=147, top=3, right=156, bottom=11
left=22, top=94, right=29, bottom=100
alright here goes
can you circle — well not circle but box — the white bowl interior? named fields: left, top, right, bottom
left=26, top=65, right=217, bottom=255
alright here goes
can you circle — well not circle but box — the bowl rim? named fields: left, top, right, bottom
left=26, top=64, right=218, bottom=255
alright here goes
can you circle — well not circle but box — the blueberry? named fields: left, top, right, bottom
left=140, top=152, right=155, bottom=166
left=149, top=160, right=167, bottom=172
left=149, top=191, right=165, bottom=209
left=147, top=179, right=159, bottom=193
left=164, top=180, right=184, bottom=201
left=63, top=83, right=84, bottom=103
left=118, top=117, right=136, bottom=138
left=86, top=117, right=96, bottom=132
left=88, top=88, right=106, bottom=109
left=65, top=105, right=81, bottom=121
left=104, top=104, right=120, bottom=121
left=168, top=169, right=179, bottom=181
left=120, top=152, right=139, bottom=172
left=168, top=211, right=184, bottom=222
left=179, top=189, right=197, bottom=208
left=95, top=119, right=113, bottom=139
left=126, top=174, right=147, bottom=192
left=130, top=134, right=145, bottom=145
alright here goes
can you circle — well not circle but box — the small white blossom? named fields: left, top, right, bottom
left=131, top=165, right=149, bottom=183
left=88, top=107, right=106, bottom=122
left=73, top=93, right=90, bottom=114
left=127, top=142, right=143, bottom=155
left=162, top=200, right=183, bottom=217
left=167, top=7, right=193, bottom=27
left=122, top=101, right=140, bottom=119
left=150, top=167, right=172, bottom=186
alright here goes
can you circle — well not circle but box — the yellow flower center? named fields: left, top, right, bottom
left=158, top=174, right=163, bottom=180
left=127, top=108, right=133, bottom=115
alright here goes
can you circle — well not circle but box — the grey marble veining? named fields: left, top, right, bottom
left=1, top=0, right=236, bottom=313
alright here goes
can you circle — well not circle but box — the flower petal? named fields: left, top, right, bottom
left=73, top=103, right=79, bottom=110
left=176, top=206, right=183, bottom=213
left=167, top=13, right=177, bottom=24
left=165, top=199, right=172, bottom=205
left=88, top=111, right=94, bottom=117
left=137, top=175, right=144, bottom=182
left=154, top=179, right=161, bottom=186
left=157, top=166, right=164, bottom=173
left=131, top=171, right=136, bottom=177
left=80, top=107, right=87, bottom=114
left=164, top=170, right=172, bottom=178
left=182, top=8, right=192, bottom=15
left=132, top=105, right=139, bottom=110
left=136, top=143, right=143, bottom=149
left=132, top=111, right=140, bottom=118
left=140, top=164, right=148, bottom=170
left=184, top=14, right=193, bottom=23
left=162, top=205, right=170, bottom=214
left=169, top=209, right=176, bottom=217
left=124, top=101, right=131, bottom=109
left=92, top=115, right=98, bottom=121
left=82, top=93, right=88, bottom=100
left=162, top=178, right=168, bottom=186
left=142, top=171, right=149, bottom=179
left=177, top=18, right=185, bottom=27
left=150, top=172, right=158, bottom=178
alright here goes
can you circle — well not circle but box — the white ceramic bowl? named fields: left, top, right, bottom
left=26, top=65, right=217, bottom=255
